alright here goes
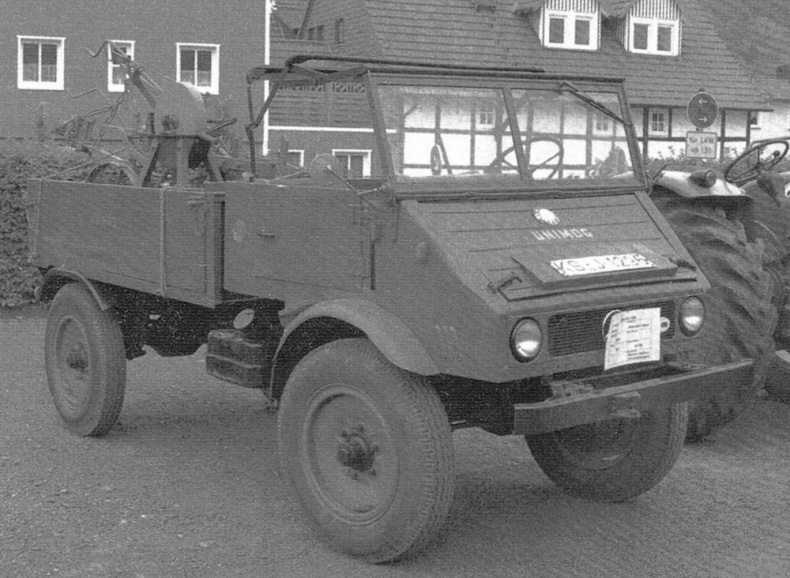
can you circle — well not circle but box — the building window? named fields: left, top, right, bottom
left=335, top=19, right=345, bottom=44
left=575, top=18, right=590, bottom=45
left=18, top=36, right=65, bottom=90
left=549, top=16, right=566, bottom=44
left=308, top=25, right=325, bottom=41
left=478, top=102, right=496, bottom=127
left=544, top=11, right=597, bottom=50
left=649, top=109, right=669, bottom=136
left=630, top=19, right=679, bottom=56
left=333, top=149, right=371, bottom=178
left=656, top=24, right=673, bottom=52
left=286, top=150, right=305, bottom=167
left=594, top=113, right=611, bottom=134
left=633, top=23, right=649, bottom=50
left=107, top=41, right=134, bottom=93
left=177, top=43, right=219, bottom=94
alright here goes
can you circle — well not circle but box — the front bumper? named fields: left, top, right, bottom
left=513, top=359, right=754, bottom=436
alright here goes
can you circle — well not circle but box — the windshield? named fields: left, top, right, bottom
left=377, top=82, right=637, bottom=184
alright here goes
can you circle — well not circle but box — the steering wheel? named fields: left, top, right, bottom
left=488, top=137, right=563, bottom=179
left=724, top=138, right=789, bottom=185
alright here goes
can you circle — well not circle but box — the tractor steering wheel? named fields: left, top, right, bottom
left=489, top=137, right=563, bottom=179
left=724, top=138, right=789, bottom=185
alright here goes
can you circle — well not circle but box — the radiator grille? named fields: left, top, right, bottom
left=548, top=302, right=675, bottom=357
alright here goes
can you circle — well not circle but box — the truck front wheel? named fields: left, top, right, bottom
left=526, top=402, right=687, bottom=502
left=277, top=338, right=454, bottom=563
left=44, top=283, right=126, bottom=436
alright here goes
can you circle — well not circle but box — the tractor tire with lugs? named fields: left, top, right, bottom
left=652, top=190, right=777, bottom=440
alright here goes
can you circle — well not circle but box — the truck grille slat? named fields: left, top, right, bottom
left=548, top=302, right=675, bottom=357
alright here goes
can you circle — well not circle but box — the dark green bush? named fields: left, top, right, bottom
left=0, top=141, right=89, bottom=307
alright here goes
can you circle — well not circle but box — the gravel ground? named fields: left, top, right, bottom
left=2, top=307, right=790, bottom=577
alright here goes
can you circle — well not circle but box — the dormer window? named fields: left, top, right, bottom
left=630, top=17, right=679, bottom=55
left=544, top=8, right=598, bottom=50
left=521, top=1, right=600, bottom=51
left=607, top=0, right=681, bottom=56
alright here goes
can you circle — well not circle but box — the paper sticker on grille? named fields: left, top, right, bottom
left=604, top=308, right=661, bottom=370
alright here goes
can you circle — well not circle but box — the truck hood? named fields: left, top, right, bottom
left=408, top=192, right=699, bottom=302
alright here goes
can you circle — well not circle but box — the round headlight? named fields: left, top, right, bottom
left=511, top=318, right=543, bottom=362
left=233, top=308, right=256, bottom=330
left=680, top=297, right=705, bottom=336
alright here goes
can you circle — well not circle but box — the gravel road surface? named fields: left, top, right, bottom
left=2, top=306, right=790, bottom=577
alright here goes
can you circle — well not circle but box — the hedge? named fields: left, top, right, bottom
left=0, top=141, right=89, bottom=307
left=645, top=148, right=790, bottom=175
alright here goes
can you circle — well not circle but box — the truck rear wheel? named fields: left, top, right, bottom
left=44, top=283, right=126, bottom=436
left=526, top=402, right=687, bottom=502
left=277, top=338, right=454, bottom=563
left=652, top=191, right=777, bottom=440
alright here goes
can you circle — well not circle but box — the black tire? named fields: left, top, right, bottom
left=652, top=190, right=778, bottom=440
left=527, top=402, right=688, bottom=501
left=44, top=283, right=126, bottom=436
left=765, top=351, right=790, bottom=403
left=277, top=338, right=454, bottom=563
left=736, top=179, right=790, bottom=403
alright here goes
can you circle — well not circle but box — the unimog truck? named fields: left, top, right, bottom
left=27, top=56, right=756, bottom=562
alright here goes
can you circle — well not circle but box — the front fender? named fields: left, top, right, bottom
left=655, top=170, right=747, bottom=201
left=277, top=298, right=440, bottom=376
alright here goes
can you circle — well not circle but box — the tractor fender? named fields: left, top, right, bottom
left=655, top=170, right=748, bottom=201
left=270, top=298, right=440, bottom=398
left=38, top=268, right=111, bottom=310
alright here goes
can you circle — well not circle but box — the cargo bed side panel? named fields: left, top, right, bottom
left=221, top=180, right=365, bottom=302
left=30, top=180, right=223, bottom=307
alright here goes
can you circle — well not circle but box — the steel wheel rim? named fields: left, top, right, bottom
left=300, top=383, right=399, bottom=523
left=52, top=315, right=93, bottom=419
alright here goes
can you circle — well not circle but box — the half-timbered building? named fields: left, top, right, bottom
left=267, top=0, right=771, bottom=172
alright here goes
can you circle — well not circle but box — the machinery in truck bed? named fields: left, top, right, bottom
left=27, top=55, right=755, bottom=563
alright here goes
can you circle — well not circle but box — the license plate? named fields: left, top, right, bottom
left=550, top=253, right=655, bottom=277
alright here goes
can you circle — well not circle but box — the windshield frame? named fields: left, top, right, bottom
left=368, top=72, right=645, bottom=189
left=246, top=57, right=648, bottom=193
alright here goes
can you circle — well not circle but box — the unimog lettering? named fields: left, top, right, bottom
left=27, top=53, right=755, bottom=564
left=532, top=228, right=593, bottom=241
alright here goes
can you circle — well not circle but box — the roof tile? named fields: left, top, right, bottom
left=697, top=0, right=790, bottom=99
left=274, top=0, right=768, bottom=109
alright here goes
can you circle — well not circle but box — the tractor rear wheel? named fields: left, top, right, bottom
left=652, top=190, right=777, bottom=440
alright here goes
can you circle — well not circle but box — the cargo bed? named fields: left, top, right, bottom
left=27, top=179, right=224, bottom=307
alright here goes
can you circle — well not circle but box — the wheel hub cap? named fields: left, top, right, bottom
left=301, top=385, right=398, bottom=519
left=66, top=344, right=89, bottom=373
left=337, top=426, right=377, bottom=473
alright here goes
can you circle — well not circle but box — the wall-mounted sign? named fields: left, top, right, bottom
left=687, top=92, right=719, bottom=129
left=686, top=131, right=717, bottom=159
